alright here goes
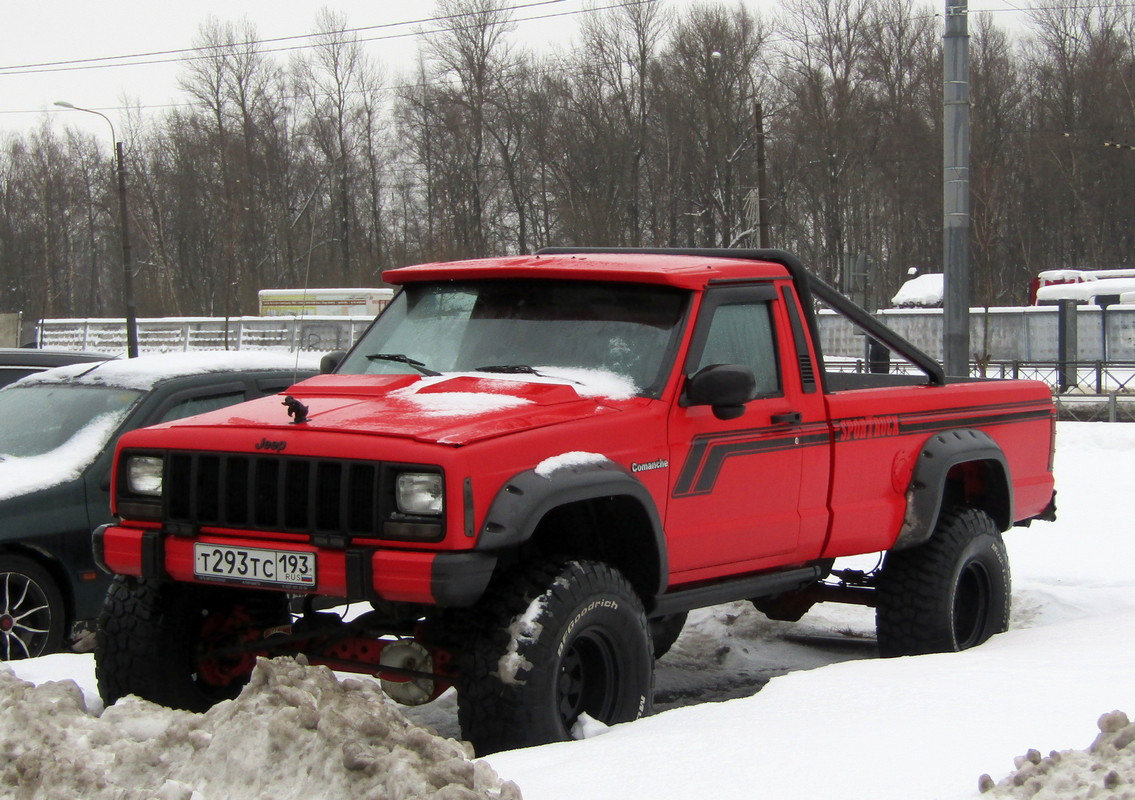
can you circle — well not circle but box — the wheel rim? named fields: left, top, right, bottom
left=557, top=629, right=619, bottom=731
left=193, top=605, right=258, bottom=694
left=0, top=571, right=52, bottom=660
left=953, top=560, right=992, bottom=649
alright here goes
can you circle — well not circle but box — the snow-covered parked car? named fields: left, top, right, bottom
left=0, top=348, right=116, bottom=389
left=0, top=351, right=318, bottom=659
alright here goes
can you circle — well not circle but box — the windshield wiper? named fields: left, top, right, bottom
left=475, top=365, right=541, bottom=375
left=365, top=353, right=441, bottom=377
left=475, top=365, right=588, bottom=387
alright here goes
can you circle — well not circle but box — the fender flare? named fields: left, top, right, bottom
left=893, top=429, right=1012, bottom=551
left=476, top=457, right=670, bottom=594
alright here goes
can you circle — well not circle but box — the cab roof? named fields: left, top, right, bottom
left=383, top=251, right=793, bottom=290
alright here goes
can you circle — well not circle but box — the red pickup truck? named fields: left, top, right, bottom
left=93, top=248, right=1056, bottom=753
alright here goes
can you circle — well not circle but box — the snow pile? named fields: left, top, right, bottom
left=890, top=273, right=944, bottom=307
left=0, top=657, right=521, bottom=800
left=980, top=711, right=1135, bottom=799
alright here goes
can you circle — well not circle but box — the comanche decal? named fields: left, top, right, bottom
left=631, top=459, right=669, bottom=473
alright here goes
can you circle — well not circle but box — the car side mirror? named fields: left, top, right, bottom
left=320, top=350, right=346, bottom=374
left=685, top=364, right=756, bottom=420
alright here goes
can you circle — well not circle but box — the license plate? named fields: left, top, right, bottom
left=193, top=543, right=316, bottom=590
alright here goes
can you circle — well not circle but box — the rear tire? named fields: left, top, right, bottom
left=457, top=559, right=653, bottom=755
left=876, top=507, right=1010, bottom=657
left=96, top=577, right=288, bottom=711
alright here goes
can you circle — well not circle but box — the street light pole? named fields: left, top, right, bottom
left=54, top=101, right=139, bottom=358
left=754, top=100, right=771, bottom=249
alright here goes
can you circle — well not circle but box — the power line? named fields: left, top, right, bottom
left=0, top=0, right=656, bottom=120
left=0, top=0, right=569, bottom=74
left=0, top=0, right=654, bottom=79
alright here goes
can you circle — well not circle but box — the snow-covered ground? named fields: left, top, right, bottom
left=5, top=421, right=1133, bottom=799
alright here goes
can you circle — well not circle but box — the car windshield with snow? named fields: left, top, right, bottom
left=337, top=279, right=688, bottom=397
left=0, top=384, right=142, bottom=460
left=0, top=352, right=317, bottom=660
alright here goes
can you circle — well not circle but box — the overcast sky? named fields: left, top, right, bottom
left=1, top=0, right=1031, bottom=142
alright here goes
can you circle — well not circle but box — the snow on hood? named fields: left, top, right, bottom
left=211, top=371, right=644, bottom=447
left=0, top=412, right=123, bottom=502
left=17, top=351, right=321, bottom=392
left=0, top=657, right=520, bottom=800
left=395, top=368, right=639, bottom=408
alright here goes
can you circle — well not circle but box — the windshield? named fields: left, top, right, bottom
left=338, top=280, right=689, bottom=397
left=0, top=384, right=142, bottom=459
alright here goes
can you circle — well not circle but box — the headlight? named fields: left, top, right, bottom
left=126, top=455, right=164, bottom=496
left=395, top=472, right=443, bottom=515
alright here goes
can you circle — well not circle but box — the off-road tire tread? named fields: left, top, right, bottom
left=96, top=576, right=285, bottom=711
left=456, top=558, right=653, bottom=755
left=876, top=506, right=1010, bottom=657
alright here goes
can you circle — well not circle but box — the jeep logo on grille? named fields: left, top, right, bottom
left=255, top=438, right=287, bottom=452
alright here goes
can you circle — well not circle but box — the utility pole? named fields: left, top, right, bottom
left=942, top=0, right=970, bottom=376
left=755, top=101, right=771, bottom=248
left=114, top=140, right=139, bottom=358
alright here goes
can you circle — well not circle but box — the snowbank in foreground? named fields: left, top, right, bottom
left=0, top=657, right=519, bottom=800
left=981, top=711, right=1135, bottom=799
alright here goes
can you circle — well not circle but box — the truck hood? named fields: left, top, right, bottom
left=188, top=372, right=644, bottom=446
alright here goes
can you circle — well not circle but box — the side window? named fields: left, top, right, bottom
left=691, top=293, right=781, bottom=398
left=158, top=390, right=246, bottom=423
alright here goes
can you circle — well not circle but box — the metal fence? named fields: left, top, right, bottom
left=37, top=316, right=374, bottom=355
left=832, top=357, right=1135, bottom=422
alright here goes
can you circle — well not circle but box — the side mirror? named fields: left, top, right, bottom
left=320, top=350, right=346, bottom=374
left=685, top=364, right=756, bottom=420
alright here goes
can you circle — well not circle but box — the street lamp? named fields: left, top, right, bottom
left=54, top=100, right=139, bottom=357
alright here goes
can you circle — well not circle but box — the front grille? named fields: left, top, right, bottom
left=166, top=453, right=388, bottom=540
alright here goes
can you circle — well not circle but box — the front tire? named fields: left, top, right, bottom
left=96, top=577, right=288, bottom=711
left=0, top=555, right=66, bottom=660
left=457, top=559, right=654, bottom=754
left=876, top=507, right=1011, bottom=657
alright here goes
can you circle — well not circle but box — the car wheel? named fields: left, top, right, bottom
left=96, top=576, right=289, bottom=711
left=0, top=555, right=66, bottom=660
left=457, top=559, right=654, bottom=755
left=876, top=507, right=1011, bottom=657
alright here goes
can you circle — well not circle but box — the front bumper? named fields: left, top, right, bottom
left=93, top=524, right=496, bottom=607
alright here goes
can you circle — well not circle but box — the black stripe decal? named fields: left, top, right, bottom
left=674, top=400, right=1051, bottom=498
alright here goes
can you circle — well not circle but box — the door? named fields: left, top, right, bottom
left=665, top=283, right=822, bottom=579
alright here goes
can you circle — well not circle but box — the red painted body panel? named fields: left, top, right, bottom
left=821, top=380, right=1055, bottom=558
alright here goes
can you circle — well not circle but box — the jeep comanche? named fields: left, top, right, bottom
left=92, top=248, right=1057, bottom=754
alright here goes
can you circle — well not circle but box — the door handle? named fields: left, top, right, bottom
left=771, top=411, right=802, bottom=425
